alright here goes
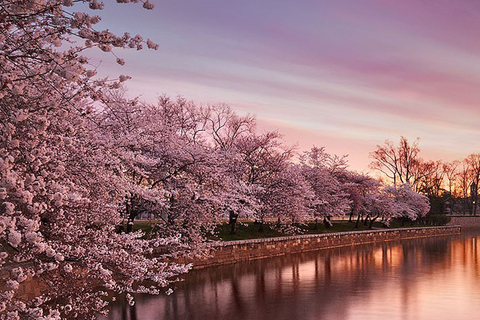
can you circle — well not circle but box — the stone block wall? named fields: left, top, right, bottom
left=191, top=226, right=461, bottom=269
left=448, top=216, right=480, bottom=229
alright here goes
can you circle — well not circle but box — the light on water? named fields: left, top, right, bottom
left=106, top=232, right=480, bottom=320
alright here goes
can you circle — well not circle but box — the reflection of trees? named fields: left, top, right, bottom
left=232, top=270, right=246, bottom=316
left=451, top=231, right=480, bottom=277
left=104, top=233, right=480, bottom=320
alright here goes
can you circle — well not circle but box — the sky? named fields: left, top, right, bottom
left=89, top=0, right=480, bottom=172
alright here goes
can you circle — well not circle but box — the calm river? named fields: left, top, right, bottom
left=105, top=231, right=480, bottom=320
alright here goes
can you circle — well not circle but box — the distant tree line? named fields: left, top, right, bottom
left=370, top=136, right=480, bottom=216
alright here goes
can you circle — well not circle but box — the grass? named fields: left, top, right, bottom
left=210, top=220, right=395, bottom=241
left=131, top=220, right=153, bottom=233
left=210, top=222, right=285, bottom=241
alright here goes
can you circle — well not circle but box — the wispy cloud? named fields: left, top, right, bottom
left=92, top=0, right=480, bottom=170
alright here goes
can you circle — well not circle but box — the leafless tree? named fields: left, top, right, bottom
left=370, top=137, right=423, bottom=188
left=465, top=154, right=480, bottom=215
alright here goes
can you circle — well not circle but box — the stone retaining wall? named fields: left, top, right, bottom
left=192, top=226, right=461, bottom=269
left=448, top=216, right=480, bottom=229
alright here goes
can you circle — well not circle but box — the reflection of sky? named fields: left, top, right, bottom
left=88, top=0, right=480, bottom=171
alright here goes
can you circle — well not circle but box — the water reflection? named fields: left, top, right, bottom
left=106, top=232, right=480, bottom=320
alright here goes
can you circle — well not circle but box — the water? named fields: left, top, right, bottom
left=106, top=231, right=480, bottom=320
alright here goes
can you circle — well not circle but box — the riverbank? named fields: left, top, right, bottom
left=190, top=226, right=461, bottom=269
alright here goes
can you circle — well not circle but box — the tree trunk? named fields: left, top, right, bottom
left=369, top=216, right=379, bottom=229
left=125, top=196, right=134, bottom=233
left=323, top=216, right=332, bottom=229
left=126, top=216, right=135, bottom=233
left=229, top=210, right=238, bottom=235
left=364, top=214, right=370, bottom=226
left=354, top=213, right=361, bottom=228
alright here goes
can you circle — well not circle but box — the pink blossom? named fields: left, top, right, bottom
left=63, top=264, right=73, bottom=273
left=54, top=254, right=64, bottom=262
left=146, top=39, right=158, bottom=50
left=3, top=202, right=15, bottom=215
left=7, top=280, right=20, bottom=290
left=8, top=229, right=22, bottom=247
left=143, top=1, right=154, bottom=9
left=119, top=75, right=130, bottom=82
left=45, top=247, right=56, bottom=258
left=25, top=232, right=39, bottom=243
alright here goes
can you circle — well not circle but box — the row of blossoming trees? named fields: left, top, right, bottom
left=101, top=94, right=430, bottom=232
left=0, top=1, right=429, bottom=319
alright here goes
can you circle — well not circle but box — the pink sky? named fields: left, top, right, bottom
left=90, top=0, right=480, bottom=171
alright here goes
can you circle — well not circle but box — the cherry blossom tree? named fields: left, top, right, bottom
left=386, top=184, right=430, bottom=222
left=98, top=92, right=240, bottom=250
left=202, top=104, right=260, bottom=233
left=362, top=189, right=396, bottom=228
left=234, top=131, right=304, bottom=231
left=257, top=164, right=313, bottom=233
left=299, top=147, right=350, bottom=228
left=204, top=104, right=255, bottom=151
left=337, top=171, right=380, bottom=227
left=0, top=1, right=198, bottom=319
